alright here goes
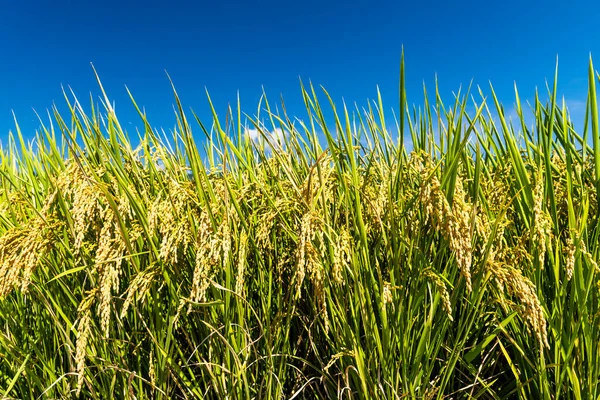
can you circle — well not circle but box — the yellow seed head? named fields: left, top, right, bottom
left=565, top=236, right=575, bottom=281
left=75, top=288, right=98, bottom=396
left=235, top=231, right=248, bottom=295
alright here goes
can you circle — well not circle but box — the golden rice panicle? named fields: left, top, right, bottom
left=120, top=264, right=161, bottom=318
left=189, top=211, right=218, bottom=306
left=190, top=247, right=211, bottom=307
left=494, top=265, right=549, bottom=348
left=149, top=179, right=195, bottom=266
left=317, top=280, right=329, bottom=333
left=0, top=216, right=56, bottom=297
left=149, top=349, right=156, bottom=388
left=116, top=185, right=134, bottom=222
left=361, top=167, right=388, bottom=234
left=147, top=195, right=162, bottom=235
left=475, top=208, right=511, bottom=269
left=0, top=181, right=60, bottom=297
left=418, top=157, right=473, bottom=292
left=256, top=208, right=277, bottom=252
left=382, top=281, right=393, bottom=308
left=551, top=152, right=571, bottom=224
left=418, top=160, right=450, bottom=229
left=485, top=164, right=513, bottom=214
left=476, top=164, right=514, bottom=261
left=565, top=235, right=576, bottom=281
left=424, top=269, right=453, bottom=321
left=332, top=227, right=352, bottom=285
left=474, top=209, right=491, bottom=251
left=219, top=213, right=233, bottom=268
left=448, top=175, right=474, bottom=292
left=19, top=218, right=52, bottom=293
left=532, top=168, right=552, bottom=268
left=294, top=210, right=329, bottom=331
left=95, top=206, right=126, bottom=337
left=275, top=250, right=292, bottom=284
left=58, top=162, right=103, bottom=252
left=0, top=228, right=29, bottom=297
left=295, top=212, right=316, bottom=299
left=235, top=230, right=248, bottom=295
left=315, top=235, right=329, bottom=334
left=580, top=239, right=599, bottom=273
left=75, top=288, right=98, bottom=396
left=0, top=191, right=27, bottom=225
left=15, top=187, right=62, bottom=294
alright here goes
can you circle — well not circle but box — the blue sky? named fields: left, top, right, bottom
left=1, top=0, right=599, bottom=146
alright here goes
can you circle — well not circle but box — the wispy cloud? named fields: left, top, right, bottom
left=245, top=127, right=287, bottom=143
left=244, top=126, right=289, bottom=154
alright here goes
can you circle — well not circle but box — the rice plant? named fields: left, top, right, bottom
left=0, top=54, right=599, bottom=399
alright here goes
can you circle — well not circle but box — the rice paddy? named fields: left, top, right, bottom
left=0, top=56, right=599, bottom=399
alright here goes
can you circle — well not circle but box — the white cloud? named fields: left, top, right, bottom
left=244, top=127, right=287, bottom=146
left=245, top=128, right=260, bottom=141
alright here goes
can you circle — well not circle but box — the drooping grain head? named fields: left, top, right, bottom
left=423, top=268, right=453, bottom=321
left=235, top=230, right=248, bottom=295
left=189, top=211, right=219, bottom=307
left=448, top=175, right=474, bottom=292
left=531, top=168, right=552, bottom=268
left=564, top=235, right=575, bottom=281
left=295, top=212, right=318, bottom=299
left=149, top=179, right=197, bottom=266
left=120, top=264, right=161, bottom=318
left=294, top=210, right=329, bottom=331
left=382, top=281, right=393, bottom=308
left=493, top=264, right=549, bottom=348
left=75, top=288, right=98, bottom=396
left=0, top=215, right=58, bottom=297
left=57, top=163, right=103, bottom=252
left=332, top=227, right=352, bottom=285
left=417, top=155, right=473, bottom=292
left=95, top=206, right=126, bottom=337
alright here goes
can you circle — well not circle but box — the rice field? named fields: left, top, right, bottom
left=0, top=56, right=599, bottom=399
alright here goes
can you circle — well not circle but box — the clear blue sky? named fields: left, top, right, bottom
left=1, top=0, right=599, bottom=145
